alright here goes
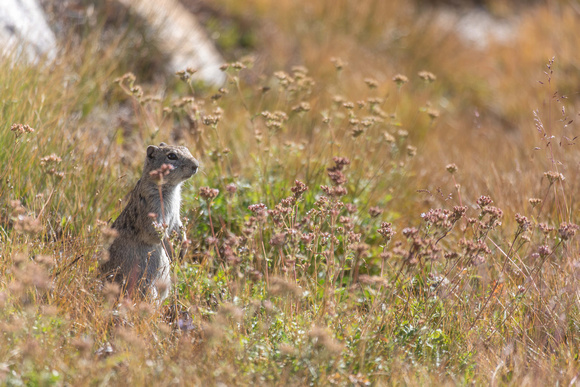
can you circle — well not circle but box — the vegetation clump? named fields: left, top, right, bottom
left=1, top=1, right=580, bottom=385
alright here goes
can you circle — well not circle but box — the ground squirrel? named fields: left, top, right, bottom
left=100, top=143, right=199, bottom=301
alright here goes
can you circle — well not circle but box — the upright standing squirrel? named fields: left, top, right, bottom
left=100, top=143, right=199, bottom=301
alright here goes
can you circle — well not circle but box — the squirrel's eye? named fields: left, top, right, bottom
left=167, top=153, right=178, bottom=160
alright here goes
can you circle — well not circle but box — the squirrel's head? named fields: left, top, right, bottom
left=143, top=143, right=199, bottom=185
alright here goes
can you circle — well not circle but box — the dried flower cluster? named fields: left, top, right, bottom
left=40, top=154, right=62, bottom=166
left=377, top=222, right=395, bottom=241
left=558, top=222, right=578, bottom=241
left=544, top=171, right=565, bottom=184
left=418, top=70, right=437, bottom=82
left=11, top=123, right=35, bottom=138
left=149, top=163, right=174, bottom=183
left=199, top=187, right=220, bottom=200
left=446, top=163, right=458, bottom=174
left=392, top=74, right=409, bottom=86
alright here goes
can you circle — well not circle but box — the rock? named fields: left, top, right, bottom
left=0, top=0, right=225, bottom=87
left=0, top=0, right=57, bottom=62
left=433, top=6, right=518, bottom=49
left=117, top=0, right=226, bottom=86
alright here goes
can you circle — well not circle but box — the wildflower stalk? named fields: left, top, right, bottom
left=258, top=227, right=269, bottom=285
left=467, top=226, right=525, bottom=333
left=200, top=187, right=221, bottom=263
left=483, top=241, right=562, bottom=342
left=206, top=201, right=220, bottom=258
left=322, top=209, right=337, bottom=314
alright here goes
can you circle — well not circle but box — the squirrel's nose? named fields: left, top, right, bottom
left=192, top=164, right=198, bottom=175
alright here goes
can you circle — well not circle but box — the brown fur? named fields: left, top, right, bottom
left=100, top=143, right=199, bottom=301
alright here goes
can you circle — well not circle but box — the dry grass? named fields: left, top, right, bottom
left=2, top=0, right=580, bottom=385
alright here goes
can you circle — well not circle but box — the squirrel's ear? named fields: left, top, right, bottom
left=146, top=145, right=158, bottom=159
left=159, top=142, right=167, bottom=147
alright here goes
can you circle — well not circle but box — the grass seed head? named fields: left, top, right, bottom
left=308, top=326, right=344, bottom=354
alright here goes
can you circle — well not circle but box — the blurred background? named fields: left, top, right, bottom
left=3, top=0, right=579, bottom=228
